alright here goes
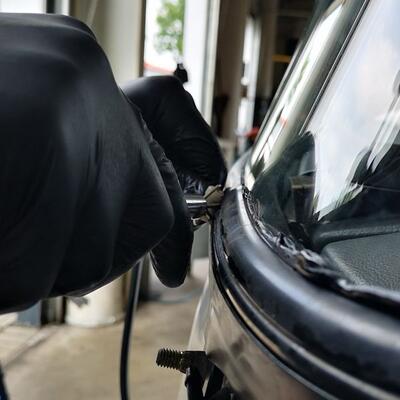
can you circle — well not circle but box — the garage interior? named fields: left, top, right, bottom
left=0, top=0, right=320, bottom=398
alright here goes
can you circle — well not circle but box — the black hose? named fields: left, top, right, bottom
left=120, top=261, right=143, bottom=400
left=0, top=364, right=9, bottom=400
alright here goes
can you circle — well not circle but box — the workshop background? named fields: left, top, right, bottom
left=0, top=0, right=323, bottom=398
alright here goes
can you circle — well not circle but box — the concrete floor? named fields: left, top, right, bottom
left=3, top=290, right=200, bottom=400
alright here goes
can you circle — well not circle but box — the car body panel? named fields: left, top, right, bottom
left=180, top=157, right=400, bottom=399
left=180, top=1, right=400, bottom=398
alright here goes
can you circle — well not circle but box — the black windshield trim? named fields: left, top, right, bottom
left=218, top=187, right=400, bottom=396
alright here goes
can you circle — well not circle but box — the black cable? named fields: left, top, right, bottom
left=0, top=364, right=9, bottom=400
left=120, top=261, right=143, bottom=400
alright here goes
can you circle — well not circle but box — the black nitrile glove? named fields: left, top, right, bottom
left=0, top=14, right=226, bottom=314
left=122, top=76, right=227, bottom=195
left=123, top=77, right=227, bottom=287
left=125, top=102, right=194, bottom=288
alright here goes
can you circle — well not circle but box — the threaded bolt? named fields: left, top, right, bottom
left=156, top=349, right=187, bottom=373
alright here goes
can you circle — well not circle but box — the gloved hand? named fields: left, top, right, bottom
left=123, top=76, right=227, bottom=287
left=123, top=76, right=227, bottom=195
left=123, top=103, right=194, bottom=288
left=0, top=14, right=225, bottom=313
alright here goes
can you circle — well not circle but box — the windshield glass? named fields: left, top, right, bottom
left=308, top=0, right=400, bottom=219
left=247, top=0, right=354, bottom=185
left=245, top=0, right=400, bottom=291
left=245, top=0, right=363, bottom=227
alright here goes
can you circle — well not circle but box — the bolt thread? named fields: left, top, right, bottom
left=156, top=348, right=185, bottom=371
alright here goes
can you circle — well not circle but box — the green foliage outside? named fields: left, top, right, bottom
left=155, top=0, right=185, bottom=58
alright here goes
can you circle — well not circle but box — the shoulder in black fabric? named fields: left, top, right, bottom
left=0, top=14, right=176, bottom=312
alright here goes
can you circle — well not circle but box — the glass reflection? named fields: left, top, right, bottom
left=247, top=0, right=400, bottom=230
left=308, top=0, right=400, bottom=218
left=249, top=0, right=345, bottom=181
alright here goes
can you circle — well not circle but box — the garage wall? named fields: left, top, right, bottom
left=257, top=0, right=279, bottom=100
left=70, top=0, right=145, bottom=84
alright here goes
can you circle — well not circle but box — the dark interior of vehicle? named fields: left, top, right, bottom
left=308, top=160, right=400, bottom=290
left=309, top=140, right=400, bottom=291
left=252, top=134, right=400, bottom=292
